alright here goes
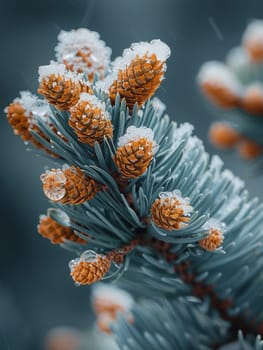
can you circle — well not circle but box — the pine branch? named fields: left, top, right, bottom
left=5, top=27, right=263, bottom=349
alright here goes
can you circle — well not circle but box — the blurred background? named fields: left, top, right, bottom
left=1, top=0, right=263, bottom=348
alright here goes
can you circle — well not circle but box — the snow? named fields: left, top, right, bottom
left=151, top=97, right=166, bottom=114
left=92, top=284, right=134, bottom=310
left=38, top=62, right=84, bottom=83
left=38, top=63, right=67, bottom=79
left=55, top=28, right=111, bottom=73
left=243, top=20, right=263, bottom=45
left=122, top=39, right=171, bottom=64
left=79, top=93, right=111, bottom=120
left=203, top=218, right=225, bottom=234
left=197, top=61, right=242, bottom=94
left=226, top=46, right=249, bottom=70
left=118, top=126, right=158, bottom=153
left=11, top=91, right=39, bottom=117
left=6, top=91, right=50, bottom=122
left=159, top=189, right=193, bottom=216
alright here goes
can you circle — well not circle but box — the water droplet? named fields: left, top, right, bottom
left=68, top=258, right=80, bottom=271
left=42, top=169, right=67, bottom=201
left=80, top=250, right=98, bottom=263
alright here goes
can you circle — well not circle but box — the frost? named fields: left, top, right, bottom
left=118, top=126, right=158, bottom=153
left=197, top=61, right=243, bottom=94
left=159, top=189, right=193, bottom=216
left=221, top=169, right=244, bottom=192
left=92, top=284, right=134, bottom=310
left=242, top=20, right=263, bottom=45
left=79, top=93, right=111, bottom=120
left=55, top=28, right=111, bottom=74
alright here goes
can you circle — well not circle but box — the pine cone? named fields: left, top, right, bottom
left=6, top=102, right=32, bottom=141
left=242, top=84, right=263, bottom=115
left=5, top=100, right=59, bottom=157
left=69, top=94, right=113, bottom=146
left=151, top=191, right=193, bottom=231
left=70, top=254, right=111, bottom=285
left=238, top=139, right=263, bottom=159
left=198, top=62, right=241, bottom=108
left=55, top=28, right=111, bottom=81
left=209, top=122, right=241, bottom=149
left=38, top=215, right=86, bottom=244
left=243, top=20, right=263, bottom=62
left=109, top=53, right=165, bottom=111
left=41, top=166, right=99, bottom=204
left=38, top=74, right=84, bottom=111
left=199, top=228, right=223, bottom=251
left=114, top=137, right=154, bottom=178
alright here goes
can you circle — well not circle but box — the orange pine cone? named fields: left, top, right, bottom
left=114, top=126, right=157, bottom=179
left=238, top=139, right=263, bottom=160
left=70, top=252, right=111, bottom=285
left=38, top=215, right=86, bottom=244
left=38, top=64, right=91, bottom=110
left=199, top=228, right=223, bottom=251
left=243, top=20, right=263, bottom=62
left=201, top=81, right=240, bottom=108
left=69, top=93, right=113, bottom=146
left=115, top=137, right=153, bottom=178
left=96, top=40, right=170, bottom=111
left=242, top=84, right=263, bottom=115
left=151, top=190, right=193, bottom=231
left=6, top=102, right=32, bottom=141
left=41, top=166, right=99, bottom=204
left=55, top=28, right=111, bottom=81
left=5, top=94, right=60, bottom=158
left=109, top=53, right=165, bottom=110
left=198, top=62, right=241, bottom=108
left=96, top=313, right=116, bottom=334
left=209, top=122, right=241, bottom=149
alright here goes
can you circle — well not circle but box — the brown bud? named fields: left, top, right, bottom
left=70, top=253, right=111, bottom=285
left=114, top=138, right=154, bottom=178
left=109, top=53, right=166, bottom=111
left=38, top=215, right=85, bottom=244
left=242, top=84, right=263, bottom=115
left=151, top=191, right=193, bottom=231
left=199, top=228, right=223, bottom=251
left=5, top=100, right=59, bottom=158
left=209, top=122, right=241, bottom=149
left=38, top=64, right=91, bottom=110
left=238, top=139, right=263, bottom=159
left=41, top=166, right=99, bottom=204
left=200, top=81, right=240, bottom=108
left=69, top=95, right=113, bottom=146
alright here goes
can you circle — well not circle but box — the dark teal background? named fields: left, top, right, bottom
left=0, top=0, right=263, bottom=348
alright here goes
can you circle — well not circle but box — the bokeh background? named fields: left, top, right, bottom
left=1, top=0, right=263, bottom=348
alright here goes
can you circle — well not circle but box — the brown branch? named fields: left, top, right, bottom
left=149, top=238, right=263, bottom=340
